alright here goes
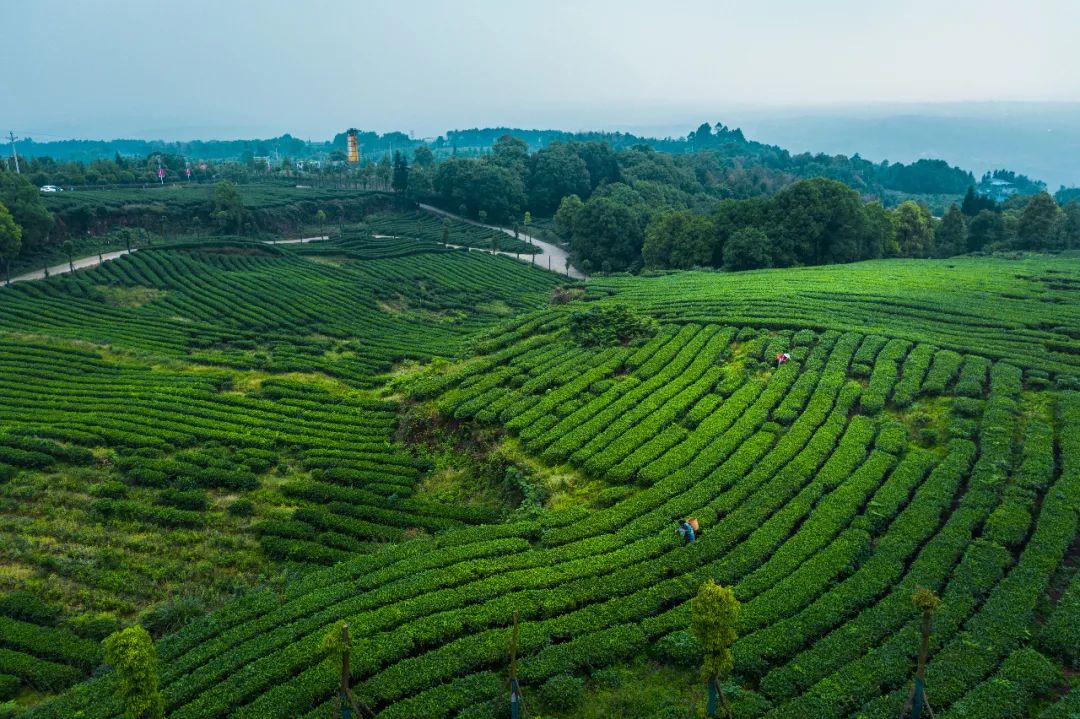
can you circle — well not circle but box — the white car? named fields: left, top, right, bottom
left=39, top=185, right=61, bottom=193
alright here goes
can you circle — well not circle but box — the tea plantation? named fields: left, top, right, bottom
left=2, top=240, right=1079, bottom=718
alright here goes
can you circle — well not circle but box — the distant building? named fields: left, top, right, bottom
left=980, top=177, right=1018, bottom=203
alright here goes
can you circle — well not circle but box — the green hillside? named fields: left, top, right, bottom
left=2, top=244, right=1079, bottom=718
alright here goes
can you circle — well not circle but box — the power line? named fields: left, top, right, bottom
left=8, top=131, right=20, bottom=174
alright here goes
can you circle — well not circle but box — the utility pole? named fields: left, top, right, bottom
left=508, top=612, right=523, bottom=719
left=339, top=623, right=352, bottom=719
left=8, top=131, right=21, bottom=174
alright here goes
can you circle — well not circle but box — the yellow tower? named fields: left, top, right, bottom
left=346, top=130, right=359, bottom=164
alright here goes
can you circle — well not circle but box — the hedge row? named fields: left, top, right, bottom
left=1039, top=567, right=1080, bottom=665
left=762, top=365, right=1023, bottom=712
left=861, top=338, right=912, bottom=414
left=0, top=616, right=100, bottom=670
left=893, top=343, right=937, bottom=407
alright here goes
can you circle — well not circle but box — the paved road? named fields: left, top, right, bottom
left=417, top=203, right=584, bottom=280
left=5, top=215, right=583, bottom=287
left=8, top=250, right=135, bottom=283
left=266, top=235, right=329, bottom=245
left=6, top=236, right=330, bottom=285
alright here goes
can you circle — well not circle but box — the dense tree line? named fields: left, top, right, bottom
left=16, top=152, right=217, bottom=187
left=0, top=170, right=53, bottom=263
left=556, top=178, right=1080, bottom=273
left=8, top=123, right=1079, bottom=277
left=398, top=130, right=1077, bottom=273
left=415, top=129, right=979, bottom=225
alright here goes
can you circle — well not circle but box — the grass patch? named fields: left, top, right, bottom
left=94, top=285, right=166, bottom=308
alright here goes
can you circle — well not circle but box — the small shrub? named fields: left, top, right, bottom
left=137, top=596, right=206, bottom=638
left=0, top=675, right=17, bottom=701
left=590, top=666, right=625, bottom=689
left=736, top=327, right=758, bottom=341
left=952, top=397, right=983, bottom=417
left=0, top=591, right=62, bottom=625
left=539, top=674, right=585, bottom=712
left=1055, top=374, right=1080, bottom=391
left=652, top=631, right=702, bottom=668
left=876, top=422, right=908, bottom=455
left=158, top=488, right=209, bottom=511
left=568, top=304, right=655, bottom=347
left=550, top=286, right=586, bottom=305
left=65, top=611, right=123, bottom=641
left=90, top=481, right=128, bottom=499
left=228, top=498, right=255, bottom=517
left=593, top=485, right=633, bottom=507
left=948, top=417, right=979, bottom=440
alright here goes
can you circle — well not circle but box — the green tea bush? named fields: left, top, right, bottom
left=652, top=631, right=701, bottom=668
left=0, top=593, right=61, bottom=625
left=227, top=498, right=255, bottom=517
left=539, top=674, right=585, bottom=712
left=0, top=675, right=17, bottom=701
left=138, top=597, right=206, bottom=639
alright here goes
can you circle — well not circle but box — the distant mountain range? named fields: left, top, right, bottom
left=724, top=102, right=1080, bottom=191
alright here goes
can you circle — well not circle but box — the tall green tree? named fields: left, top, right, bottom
left=376, top=154, right=392, bottom=189
left=571, top=196, right=644, bottom=273
left=960, top=186, right=997, bottom=217
left=893, top=202, right=934, bottom=257
left=1060, top=200, right=1080, bottom=249
left=934, top=205, right=967, bottom=257
left=723, top=227, right=771, bottom=271
left=211, top=180, right=248, bottom=234
left=102, top=625, right=164, bottom=719
left=491, top=135, right=529, bottom=174
left=391, top=151, right=409, bottom=192
left=0, top=171, right=53, bottom=254
left=434, top=159, right=525, bottom=222
left=554, top=195, right=584, bottom=238
left=412, top=144, right=435, bottom=167
left=527, top=142, right=591, bottom=215
left=62, top=240, right=75, bottom=272
left=573, top=141, right=621, bottom=191
left=642, top=209, right=712, bottom=269
left=0, top=201, right=22, bottom=284
left=711, top=197, right=769, bottom=267
left=770, top=178, right=867, bottom=266
left=861, top=201, right=895, bottom=259
left=967, top=209, right=1007, bottom=252
left=1016, top=192, right=1062, bottom=250
left=691, top=580, right=740, bottom=718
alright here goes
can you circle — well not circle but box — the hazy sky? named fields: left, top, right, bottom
left=4, top=0, right=1080, bottom=140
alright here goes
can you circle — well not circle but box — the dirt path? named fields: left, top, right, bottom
left=6, top=236, right=330, bottom=284
left=417, top=203, right=584, bottom=279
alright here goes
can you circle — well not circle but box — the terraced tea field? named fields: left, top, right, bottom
left=359, top=211, right=539, bottom=255
left=0, top=237, right=561, bottom=705
left=3, top=246, right=1079, bottom=718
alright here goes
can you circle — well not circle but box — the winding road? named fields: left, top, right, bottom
left=5, top=205, right=584, bottom=286
left=418, top=203, right=584, bottom=279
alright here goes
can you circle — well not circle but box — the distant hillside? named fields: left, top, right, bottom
left=730, top=103, right=1080, bottom=191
